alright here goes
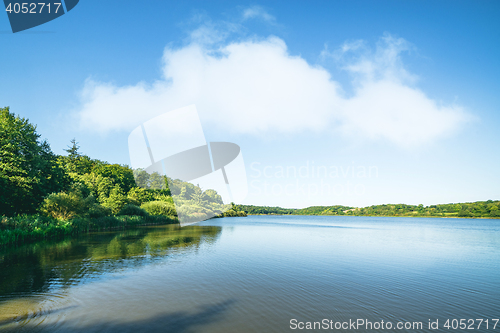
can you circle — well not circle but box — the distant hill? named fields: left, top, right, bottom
left=236, top=200, right=500, bottom=218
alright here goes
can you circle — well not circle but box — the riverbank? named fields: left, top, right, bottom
left=246, top=213, right=499, bottom=219
left=0, top=208, right=248, bottom=247
left=0, top=214, right=178, bottom=247
left=237, top=200, right=500, bottom=219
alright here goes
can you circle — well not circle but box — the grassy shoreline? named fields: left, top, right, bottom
left=0, top=214, right=178, bottom=247
left=1, top=206, right=247, bottom=247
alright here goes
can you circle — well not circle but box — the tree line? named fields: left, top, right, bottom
left=238, top=201, right=500, bottom=218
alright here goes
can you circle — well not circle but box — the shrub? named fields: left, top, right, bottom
left=127, top=187, right=154, bottom=206
left=101, top=185, right=128, bottom=214
left=153, top=193, right=175, bottom=204
left=203, top=189, right=223, bottom=204
left=222, top=209, right=247, bottom=217
left=88, top=204, right=112, bottom=218
left=40, top=191, right=93, bottom=220
left=176, top=204, right=214, bottom=222
left=118, top=204, right=148, bottom=217
left=458, top=209, right=472, bottom=217
left=490, top=210, right=500, bottom=217
left=141, top=201, right=177, bottom=216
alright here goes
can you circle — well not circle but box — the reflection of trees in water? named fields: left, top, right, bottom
left=0, top=225, right=222, bottom=297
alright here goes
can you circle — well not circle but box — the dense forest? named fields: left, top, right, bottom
left=237, top=201, right=500, bottom=218
left=0, top=107, right=244, bottom=246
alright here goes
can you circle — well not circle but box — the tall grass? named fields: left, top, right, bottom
left=0, top=214, right=178, bottom=247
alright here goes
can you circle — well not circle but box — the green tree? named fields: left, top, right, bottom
left=141, top=200, right=177, bottom=216
left=127, top=187, right=154, bottom=206
left=487, top=203, right=498, bottom=213
left=149, top=172, right=166, bottom=190
left=40, top=188, right=94, bottom=220
left=65, top=138, right=81, bottom=159
left=203, top=189, right=223, bottom=204
left=58, top=154, right=97, bottom=177
left=133, top=169, right=150, bottom=188
left=101, top=185, right=128, bottom=214
left=78, top=172, right=115, bottom=203
left=57, top=139, right=98, bottom=177
left=92, top=163, right=136, bottom=193
left=0, top=107, right=69, bottom=215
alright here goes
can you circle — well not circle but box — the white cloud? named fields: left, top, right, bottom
left=78, top=36, right=341, bottom=135
left=242, top=6, right=276, bottom=23
left=330, top=33, right=471, bottom=146
left=188, top=20, right=241, bottom=45
left=75, top=30, right=471, bottom=148
left=339, top=80, right=468, bottom=146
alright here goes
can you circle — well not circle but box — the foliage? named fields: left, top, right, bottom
left=348, top=200, right=500, bottom=218
left=65, top=138, right=81, bottom=158
left=0, top=214, right=177, bottom=246
left=178, top=204, right=208, bottom=215
left=0, top=214, right=78, bottom=246
left=237, top=205, right=296, bottom=215
left=101, top=185, right=129, bottom=214
left=92, top=163, right=136, bottom=194
left=153, top=191, right=175, bottom=203
left=203, top=189, right=224, bottom=205
left=239, top=201, right=500, bottom=218
left=40, top=191, right=94, bottom=220
left=141, top=201, right=177, bottom=217
left=133, top=169, right=170, bottom=193
left=57, top=154, right=97, bottom=176
left=0, top=107, right=69, bottom=216
left=0, top=108, right=244, bottom=247
left=134, top=169, right=235, bottom=220
left=78, top=172, right=114, bottom=202
left=127, top=187, right=155, bottom=206
left=218, top=203, right=247, bottom=217
left=221, top=210, right=247, bottom=217
left=118, top=204, right=148, bottom=217
left=88, top=204, right=112, bottom=218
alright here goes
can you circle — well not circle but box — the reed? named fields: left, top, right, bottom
left=0, top=214, right=178, bottom=246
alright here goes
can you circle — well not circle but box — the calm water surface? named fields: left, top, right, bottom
left=0, top=216, right=499, bottom=332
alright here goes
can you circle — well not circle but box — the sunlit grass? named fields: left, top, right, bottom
left=0, top=214, right=178, bottom=247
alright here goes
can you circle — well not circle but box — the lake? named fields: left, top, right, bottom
left=0, top=216, right=499, bottom=332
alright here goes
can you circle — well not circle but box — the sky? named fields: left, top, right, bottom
left=1, top=0, right=499, bottom=208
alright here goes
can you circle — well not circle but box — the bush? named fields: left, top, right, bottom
left=88, top=204, right=112, bottom=218
left=176, top=204, right=211, bottom=216
left=458, top=209, right=472, bottom=217
left=101, top=185, right=128, bottom=214
left=40, top=191, right=93, bottom=220
left=127, top=187, right=154, bottom=206
left=153, top=193, right=175, bottom=204
left=490, top=210, right=500, bottom=217
left=0, top=214, right=73, bottom=245
left=222, top=209, right=247, bottom=217
left=141, top=201, right=177, bottom=216
left=118, top=204, right=148, bottom=217
left=176, top=204, right=214, bottom=222
left=203, top=189, right=223, bottom=204
left=1, top=214, right=57, bottom=231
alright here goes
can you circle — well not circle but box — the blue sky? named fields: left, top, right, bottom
left=1, top=0, right=499, bottom=208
